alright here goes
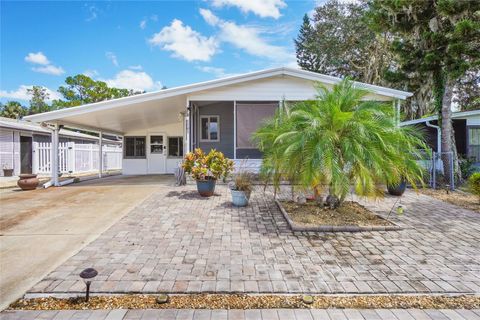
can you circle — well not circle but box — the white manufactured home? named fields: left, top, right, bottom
left=24, top=67, right=411, bottom=185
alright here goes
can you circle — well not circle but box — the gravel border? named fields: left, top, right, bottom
left=9, top=294, right=480, bottom=310
left=275, top=200, right=403, bottom=232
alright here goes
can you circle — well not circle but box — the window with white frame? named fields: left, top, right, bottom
left=200, top=115, right=220, bottom=142
left=124, top=136, right=146, bottom=158
left=168, top=137, right=183, bottom=157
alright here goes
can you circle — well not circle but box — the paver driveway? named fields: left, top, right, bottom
left=29, top=184, right=480, bottom=295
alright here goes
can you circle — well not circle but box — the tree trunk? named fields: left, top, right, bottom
left=313, top=185, right=323, bottom=207
left=440, top=77, right=456, bottom=186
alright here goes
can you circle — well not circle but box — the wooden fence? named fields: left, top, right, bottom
left=33, top=141, right=122, bottom=174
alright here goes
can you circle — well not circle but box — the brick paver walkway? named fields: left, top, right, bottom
left=2, top=309, right=480, bottom=320
left=28, top=184, right=480, bottom=295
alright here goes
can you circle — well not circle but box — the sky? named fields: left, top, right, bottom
left=0, top=0, right=317, bottom=104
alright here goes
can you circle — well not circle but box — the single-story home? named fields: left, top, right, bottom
left=400, top=109, right=480, bottom=163
left=23, top=67, right=412, bottom=185
left=0, top=116, right=122, bottom=176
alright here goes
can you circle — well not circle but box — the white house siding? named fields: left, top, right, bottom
left=467, top=115, right=480, bottom=126
left=0, top=129, right=14, bottom=176
left=187, top=75, right=394, bottom=102
left=123, top=122, right=184, bottom=175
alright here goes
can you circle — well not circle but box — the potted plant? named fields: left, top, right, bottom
left=229, top=170, right=253, bottom=207
left=182, top=148, right=233, bottom=197
left=2, top=165, right=14, bottom=177
left=387, top=179, right=407, bottom=196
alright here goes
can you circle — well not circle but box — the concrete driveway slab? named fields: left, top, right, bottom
left=0, top=175, right=174, bottom=310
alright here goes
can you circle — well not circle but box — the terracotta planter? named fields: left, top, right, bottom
left=196, top=178, right=216, bottom=197
left=3, top=169, right=14, bottom=177
left=17, top=174, right=39, bottom=191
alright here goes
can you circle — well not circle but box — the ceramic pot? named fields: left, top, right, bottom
left=196, top=178, right=216, bottom=197
left=17, top=173, right=39, bottom=191
left=231, top=189, right=251, bottom=207
left=387, top=180, right=406, bottom=196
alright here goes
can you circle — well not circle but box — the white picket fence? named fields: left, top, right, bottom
left=33, top=141, right=122, bottom=174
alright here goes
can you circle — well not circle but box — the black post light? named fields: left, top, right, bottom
left=79, top=268, right=98, bottom=302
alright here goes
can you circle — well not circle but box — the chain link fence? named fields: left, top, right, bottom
left=415, top=149, right=455, bottom=190
left=431, top=151, right=455, bottom=190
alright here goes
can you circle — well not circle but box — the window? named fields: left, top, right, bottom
left=124, top=137, right=146, bottom=158
left=468, top=127, right=480, bottom=162
left=150, top=135, right=164, bottom=154
left=168, top=137, right=184, bottom=157
left=200, top=116, right=220, bottom=142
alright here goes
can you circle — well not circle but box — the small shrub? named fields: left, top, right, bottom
left=459, top=156, right=477, bottom=181
left=468, top=172, right=480, bottom=200
left=231, top=171, right=253, bottom=193
left=182, top=148, right=234, bottom=181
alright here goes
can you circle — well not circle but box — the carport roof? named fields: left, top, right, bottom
left=24, top=67, right=413, bottom=134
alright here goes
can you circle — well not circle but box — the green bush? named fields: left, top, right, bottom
left=459, top=156, right=477, bottom=181
left=254, top=79, right=427, bottom=208
left=469, top=172, right=480, bottom=199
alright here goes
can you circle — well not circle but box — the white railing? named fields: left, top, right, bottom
left=33, top=141, right=122, bottom=174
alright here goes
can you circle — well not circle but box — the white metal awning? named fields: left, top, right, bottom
left=24, top=67, right=413, bottom=134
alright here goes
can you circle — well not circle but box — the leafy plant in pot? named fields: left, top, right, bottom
left=182, top=148, right=233, bottom=197
left=229, top=170, right=253, bottom=207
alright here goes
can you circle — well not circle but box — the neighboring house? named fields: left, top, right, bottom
left=0, top=117, right=122, bottom=176
left=24, top=67, right=411, bottom=180
left=400, top=109, right=480, bottom=163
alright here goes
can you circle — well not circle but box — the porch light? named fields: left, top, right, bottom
left=79, top=268, right=98, bottom=302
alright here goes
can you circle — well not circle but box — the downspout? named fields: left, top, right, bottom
left=426, top=120, right=441, bottom=189
left=426, top=120, right=441, bottom=154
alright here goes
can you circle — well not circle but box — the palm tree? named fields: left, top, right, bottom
left=0, top=101, right=27, bottom=119
left=254, top=79, right=427, bottom=208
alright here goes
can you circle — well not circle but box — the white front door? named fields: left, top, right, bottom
left=148, top=133, right=166, bottom=173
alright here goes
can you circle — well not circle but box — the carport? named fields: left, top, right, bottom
left=24, top=67, right=411, bottom=186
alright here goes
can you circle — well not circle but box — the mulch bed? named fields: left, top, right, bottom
left=280, top=201, right=392, bottom=227
left=9, top=294, right=480, bottom=310
left=419, top=188, right=480, bottom=212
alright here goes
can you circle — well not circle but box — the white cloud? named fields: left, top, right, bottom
left=199, top=9, right=293, bottom=62
left=211, top=0, right=286, bottom=19
left=103, top=69, right=163, bottom=92
left=31, top=65, right=65, bottom=76
left=25, top=52, right=65, bottom=76
left=140, top=15, right=158, bottom=29
left=196, top=66, right=239, bottom=78
left=128, top=65, right=143, bottom=70
left=200, top=8, right=220, bottom=26
left=105, top=52, right=119, bottom=66
left=24, top=52, right=50, bottom=65
left=149, top=19, right=218, bottom=62
left=85, top=5, right=98, bottom=22
left=0, top=85, right=61, bottom=102
left=83, top=69, right=99, bottom=77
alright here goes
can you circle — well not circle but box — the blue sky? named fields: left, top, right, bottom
left=0, top=0, right=316, bottom=104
